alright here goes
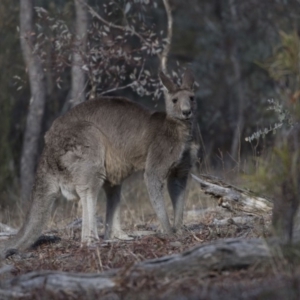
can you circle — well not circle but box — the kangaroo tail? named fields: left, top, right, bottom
left=0, top=155, right=59, bottom=259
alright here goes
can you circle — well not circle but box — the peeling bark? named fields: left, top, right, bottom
left=191, top=174, right=272, bottom=214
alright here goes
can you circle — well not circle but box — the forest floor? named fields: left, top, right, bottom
left=2, top=174, right=300, bottom=299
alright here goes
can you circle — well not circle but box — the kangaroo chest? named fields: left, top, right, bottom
left=161, top=123, right=196, bottom=173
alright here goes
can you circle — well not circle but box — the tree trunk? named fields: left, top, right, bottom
left=70, top=0, right=88, bottom=107
left=20, top=0, right=46, bottom=205
left=272, top=125, right=300, bottom=243
left=228, top=0, right=245, bottom=161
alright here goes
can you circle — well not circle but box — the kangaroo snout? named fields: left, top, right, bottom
left=182, top=109, right=192, bottom=119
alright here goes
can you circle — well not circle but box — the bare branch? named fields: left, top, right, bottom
left=100, top=60, right=145, bottom=95
left=160, top=0, right=173, bottom=74
left=80, top=0, right=150, bottom=47
left=99, top=82, right=135, bottom=95
left=137, top=60, right=145, bottom=81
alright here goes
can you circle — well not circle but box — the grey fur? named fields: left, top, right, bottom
left=0, top=70, right=199, bottom=257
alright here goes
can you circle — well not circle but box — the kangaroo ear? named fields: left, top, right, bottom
left=181, top=69, right=194, bottom=90
left=159, top=71, right=176, bottom=93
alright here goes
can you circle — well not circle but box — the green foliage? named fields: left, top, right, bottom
left=245, top=29, right=300, bottom=242
left=246, top=30, right=300, bottom=143
left=259, top=29, right=300, bottom=106
left=247, top=141, right=299, bottom=197
left=245, top=99, right=293, bottom=142
left=259, top=30, right=300, bottom=80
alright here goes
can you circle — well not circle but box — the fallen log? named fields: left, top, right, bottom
left=0, top=237, right=276, bottom=298
left=191, top=173, right=272, bottom=214
left=0, top=223, right=17, bottom=237
left=212, top=216, right=255, bottom=226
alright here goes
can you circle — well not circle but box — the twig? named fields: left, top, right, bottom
left=190, top=231, right=203, bottom=242
left=137, top=60, right=145, bottom=81
left=100, top=59, right=145, bottom=95
left=99, top=82, right=135, bottom=95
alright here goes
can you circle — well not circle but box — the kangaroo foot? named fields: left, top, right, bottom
left=104, top=230, right=134, bottom=241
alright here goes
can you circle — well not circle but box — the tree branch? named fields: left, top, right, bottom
left=99, top=82, right=135, bottom=95
left=80, top=0, right=149, bottom=46
left=99, top=60, right=145, bottom=95
left=81, top=0, right=173, bottom=73
left=160, top=0, right=173, bottom=74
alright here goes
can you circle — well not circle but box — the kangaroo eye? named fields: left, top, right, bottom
left=190, top=96, right=194, bottom=102
left=172, top=98, right=178, bottom=104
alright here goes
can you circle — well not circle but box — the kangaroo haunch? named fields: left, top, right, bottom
left=0, top=70, right=200, bottom=257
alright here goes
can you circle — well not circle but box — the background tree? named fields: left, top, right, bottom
left=0, top=0, right=22, bottom=212
left=70, top=0, right=88, bottom=107
left=19, top=0, right=47, bottom=205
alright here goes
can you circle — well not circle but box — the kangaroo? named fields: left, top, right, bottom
left=0, top=70, right=199, bottom=258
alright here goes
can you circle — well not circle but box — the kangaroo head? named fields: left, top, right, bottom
left=159, top=69, right=196, bottom=121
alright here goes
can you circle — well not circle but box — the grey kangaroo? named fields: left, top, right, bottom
left=0, top=70, right=199, bottom=258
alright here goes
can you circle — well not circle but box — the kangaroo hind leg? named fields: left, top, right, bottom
left=62, top=121, right=105, bottom=245
left=103, top=184, right=132, bottom=240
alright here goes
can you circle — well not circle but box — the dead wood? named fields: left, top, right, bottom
left=212, top=216, right=256, bottom=226
left=191, top=174, right=272, bottom=214
left=0, top=237, right=276, bottom=297
left=0, top=223, right=16, bottom=234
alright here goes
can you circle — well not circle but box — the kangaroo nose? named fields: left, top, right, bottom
left=182, top=110, right=192, bottom=118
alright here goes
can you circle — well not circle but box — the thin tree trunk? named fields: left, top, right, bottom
left=20, top=0, right=46, bottom=204
left=70, top=0, right=88, bottom=107
left=160, top=0, right=173, bottom=74
left=228, top=0, right=245, bottom=162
